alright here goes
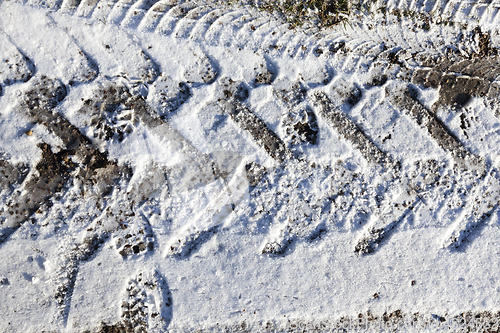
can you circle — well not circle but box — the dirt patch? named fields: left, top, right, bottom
left=92, top=322, right=128, bottom=333
left=1, top=76, right=127, bottom=246
left=113, top=216, right=155, bottom=259
left=434, top=74, right=490, bottom=110
left=411, top=35, right=499, bottom=111
left=154, top=309, right=500, bottom=332
left=254, top=70, right=274, bottom=86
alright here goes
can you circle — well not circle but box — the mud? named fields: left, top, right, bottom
left=218, top=78, right=292, bottom=163
left=388, top=85, right=485, bottom=173
left=24, top=78, right=123, bottom=193
left=274, top=80, right=319, bottom=148
left=167, top=225, right=220, bottom=258
left=0, top=76, right=127, bottom=247
left=228, top=100, right=291, bottom=163
left=473, top=27, right=498, bottom=59
left=145, top=309, right=500, bottom=332
left=114, top=216, right=155, bottom=258
left=411, top=49, right=500, bottom=111
left=312, top=92, right=391, bottom=167
left=0, top=159, right=28, bottom=191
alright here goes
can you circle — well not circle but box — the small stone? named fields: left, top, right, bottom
left=25, top=130, right=33, bottom=136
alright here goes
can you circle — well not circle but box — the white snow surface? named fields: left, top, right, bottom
left=0, top=0, right=500, bottom=331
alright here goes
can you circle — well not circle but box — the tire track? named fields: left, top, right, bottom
left=56, top=0, right=500, bottom=256
left=14, top=0, right=500, bottom=58
left=137, top=0, right=176, bottom=31
left=5, top=0, right=500, bottom=258
left=2, top=1, right=500, bottom=329
left=312, top=92, right=392, bottom=167
left=156, top=2, right=197, bottom=36
left=311, top=81, right=440, bottom=255
left=172, top=5, right=211, bottom=39
left=121, top=0, right=160, bottom=28
left=388, top=84, right=500, bottom=251
left=17, top=0, right=497, bottom=68
left=217, top=78, right=292, bottom=164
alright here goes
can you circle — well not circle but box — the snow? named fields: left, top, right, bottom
left=0, top=0, right=500, bottom=331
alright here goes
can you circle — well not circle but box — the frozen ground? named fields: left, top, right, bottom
left=1, top=0, right=500, bottom=331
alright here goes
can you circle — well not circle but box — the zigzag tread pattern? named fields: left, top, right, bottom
left=2, top=0, right=500, bottom=330
left=3, top=0, right=500, bottom=256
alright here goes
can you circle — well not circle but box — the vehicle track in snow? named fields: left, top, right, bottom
left=1, top=0, right=500, bottom=331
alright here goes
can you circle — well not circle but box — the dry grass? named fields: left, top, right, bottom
left=257, top=0, right=351, bottom=28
